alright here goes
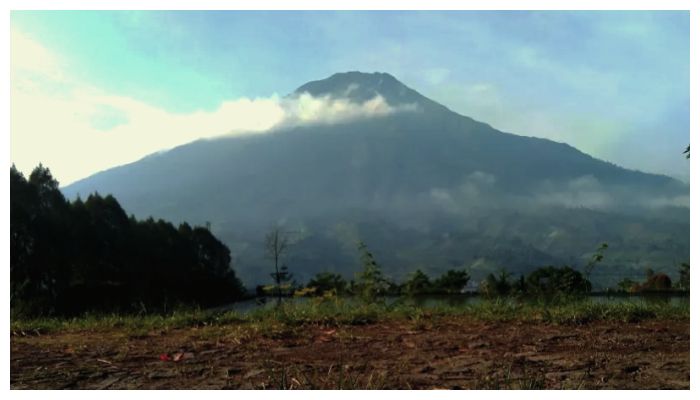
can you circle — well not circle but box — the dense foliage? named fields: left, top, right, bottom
left=615, top=265, right=688, bottom=293
left=306, top=272, right=348, bottom=295
left=525, top=266, right=592, bottom=295
left=294, top=244, right=472, bottom=297
left=403, top=269, right=433, bottom=295
left=433, top=269, right=471, bottom=294
left=10, top=165, right=245, bottom=317
left=480, top=266, right=592, bottom=298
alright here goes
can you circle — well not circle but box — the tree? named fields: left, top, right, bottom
left=480, top=269, right=513, bottom=297
left=512, top=274, right=528, bottom=295
left=355, top=241, right=389, bottom=301
left=433, top=269, right=470, bottom=294
left=641, top=273, right=672, bottom=291
left=188, top=225, right=245, bottom=304
left=626, top=269, right=673, bottom=293
left=307, top=272, right=347, bottom=295
left=403, top=269, right=432, bottom=296
left=264, top=226, right=293, bottom=303
left=10, top=164, right=246, bottom=316
left=616, top=278, right=637, bottom=293
left=10, top=165, right=38, bottom=311
left=584, top=242, right=608, bottom=280
left=11, top=164, right=72, bottom=314
left=269, top=264, right=294, bottom=296
left=526, top=266, right=591, bottom=296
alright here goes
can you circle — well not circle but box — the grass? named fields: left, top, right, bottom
left=252, top=359, right=391, bottom=389
left=10, top=296, right=689, bottom=335
left=474, top=367, right=547, bottom=390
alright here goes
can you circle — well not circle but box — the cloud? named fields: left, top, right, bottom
left=277, top=91, right=414, bottom=129
left=429, top=171, right=498, bottom=212
left=424, top=172, right=687, bottom=213
left=11, top=28, right=66, bottom=83
left=642, top=195, right=689, bottom=209
left=534, top=175, right=614, bottom=209
left=531, top=175, right=689, bottom=210
left=10, top=28, right=415, bottom=186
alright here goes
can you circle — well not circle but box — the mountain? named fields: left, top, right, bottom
left=63, top=72, right=689, bottom=288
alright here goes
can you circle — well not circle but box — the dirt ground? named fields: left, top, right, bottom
left=10, top=317, right=689, bottom=389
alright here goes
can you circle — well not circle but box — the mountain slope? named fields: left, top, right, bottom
left=63, top=72, right=689, bottom=286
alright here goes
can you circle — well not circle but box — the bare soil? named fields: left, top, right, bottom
left=10, top=317, right=689, bottom=389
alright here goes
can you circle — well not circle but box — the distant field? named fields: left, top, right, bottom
left=11, top=299, right=689, bottom=389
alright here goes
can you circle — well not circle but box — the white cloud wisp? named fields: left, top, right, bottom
left=11, top=29, right=415, bottom=186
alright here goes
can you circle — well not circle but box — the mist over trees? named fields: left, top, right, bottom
left=10, top=164, right=245, bottom=316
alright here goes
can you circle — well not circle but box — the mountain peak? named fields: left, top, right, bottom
left=293, top=71, right=436, bottom=108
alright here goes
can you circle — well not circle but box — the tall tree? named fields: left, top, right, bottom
left=11, top=164, right=71, bottom=314
left=10, top=164, right=246, bottom=316
left=264, top=226, right=293, bottom=303
left=355, top=241, right=388, bottom=301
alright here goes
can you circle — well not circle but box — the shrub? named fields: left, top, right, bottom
left=526, top=266, right=591, bottom=297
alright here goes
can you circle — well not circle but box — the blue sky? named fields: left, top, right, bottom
left=10, top=11, right=690, bottom=184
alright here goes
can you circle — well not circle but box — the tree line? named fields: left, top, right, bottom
left=256, top=238, right=471, bottom=300
left=261, top=236, right=593, bottom=300
left=261, top=238, right=689, bottom=301
left=11, top=164, right=245, bottom=317
left=11, top=163, right=688, bottom=317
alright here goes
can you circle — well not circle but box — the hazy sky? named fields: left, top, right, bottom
left=10, top=10, right=690, bottom=185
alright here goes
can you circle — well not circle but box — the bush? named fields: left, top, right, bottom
left=433, top=269, right=470, bottom=294
left=402, top=269, right=432, bottom=295
left=480, top=270, right=513, bottom=297
left=307, top=272, right=347, bottom=295
left=629, top=272, right=674, bottom=293
left=526, top=266, right=591, bottom=297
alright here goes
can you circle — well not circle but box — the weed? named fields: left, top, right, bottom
left=11, top=297, right=689, bottom=334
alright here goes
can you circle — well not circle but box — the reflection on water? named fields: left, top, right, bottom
left=219, top=293, right=689, bottom=314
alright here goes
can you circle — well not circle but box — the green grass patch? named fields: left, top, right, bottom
left=11, top=296, right=689, bottom=335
